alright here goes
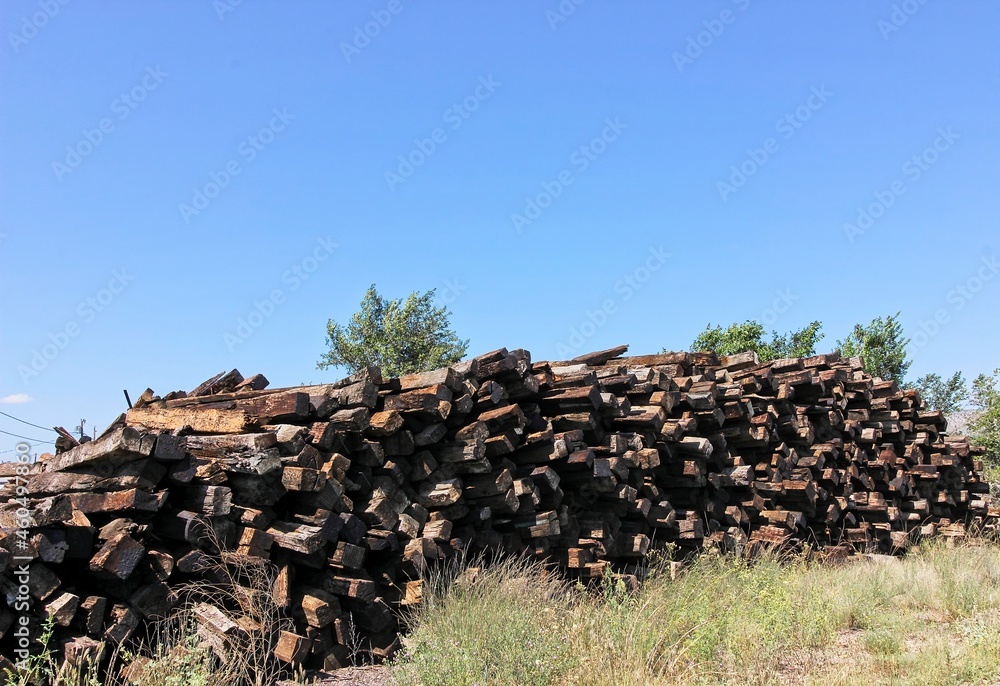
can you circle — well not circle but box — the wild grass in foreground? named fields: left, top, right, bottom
left=393, top=540, right=1000, bottom=686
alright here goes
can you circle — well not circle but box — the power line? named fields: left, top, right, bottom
left=0, top=410, right=57, bottom=434
left=1, top=445, right=50, bottom=455
left=0, top=440, right=55, bottom=455
left=0, top=428, right=51, bottom=443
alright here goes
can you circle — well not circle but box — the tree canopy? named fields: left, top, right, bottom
left=969, top=370, right=1000, bottom=463
left=689, top=320, right=824, bottom=362
left=836, top=312, right=911, bottom=382
left=689, top=313, right=914, bottom=383
left=317, top=284, right=469, bottom=378
left=912, top=372, right=967, bottom=414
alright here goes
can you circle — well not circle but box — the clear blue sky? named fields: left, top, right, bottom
left=2, top=1, right=998, bottom=454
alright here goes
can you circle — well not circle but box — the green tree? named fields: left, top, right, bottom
left=969, top=369, right=1000, bottom=462
left=318, top=284, right=469, bottom=377
left=836, top=312, right=910, bottom=382
left=688, top=320, right=824, bottom=362
left=911, top=372, right=967, bottom=414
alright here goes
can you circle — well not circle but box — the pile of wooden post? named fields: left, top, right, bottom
left=0, top=346, right=995, bottom=672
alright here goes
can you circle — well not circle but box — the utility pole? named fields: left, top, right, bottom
left=76, top=419, right=86, bottom=440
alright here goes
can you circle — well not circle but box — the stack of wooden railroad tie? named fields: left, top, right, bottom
left=0, top=345, right=994, bottom=672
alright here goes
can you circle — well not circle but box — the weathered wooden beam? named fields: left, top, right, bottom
left=90, top=533, right=145, bottom=581
left=28, top=459, right=165, bottom=495
left=46, top=427, right=155, bottom=472
left=126, top=407, right=253, bottom=434
left=70, top=489, right=166, bottom=515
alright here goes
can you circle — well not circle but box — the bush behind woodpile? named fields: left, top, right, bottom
left=985, top=460, right=1000, bottom=498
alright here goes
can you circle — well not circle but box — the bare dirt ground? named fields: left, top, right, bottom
left=280, top=666, right=395, bottom=686
left=771, top=629, right=867, bottom=685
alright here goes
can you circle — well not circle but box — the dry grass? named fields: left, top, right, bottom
left=393, top=539, right=1000, bottom=686
left=115, top=544, right=302, bottom=686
